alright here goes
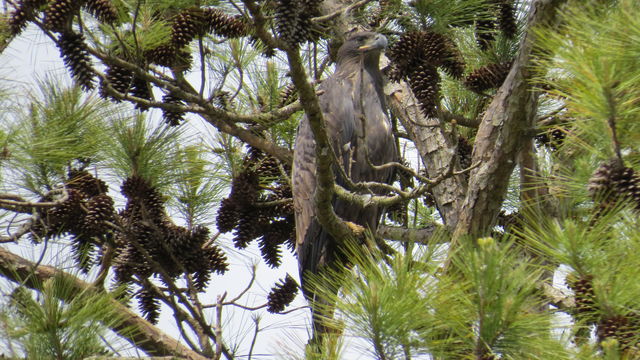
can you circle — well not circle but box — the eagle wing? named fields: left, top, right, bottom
left=292, top=32, right=397, bottom=295
left=292, top=75, right=357, bottom=282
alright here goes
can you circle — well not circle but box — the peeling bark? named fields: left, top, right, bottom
left=386, top=81, right=468, bottom=228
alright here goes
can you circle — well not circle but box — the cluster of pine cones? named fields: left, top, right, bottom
left=216, top=147, right=296, bottom=268
left=32, top=170, right=114, bottom=271
left=387, top=28, right=514, bottom=116
left=386, top=0, right=517, bottom=116
left=567, top=273, right=640, bottom=354
left=387, top=30, right=464, bottom=116
left=215, top=147, right=300, bottom=313
left=588, top=158, right=640, bottom=212
left=474, top=0, right=518, bottom=50
left=9, top=0, right=120, bottom=91
left=31, top=170, right=229, bottom=324
left=8, top=0, right=247, bottom=123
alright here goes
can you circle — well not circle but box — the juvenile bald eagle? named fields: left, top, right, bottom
left=292, top=31, right=396, bottom=332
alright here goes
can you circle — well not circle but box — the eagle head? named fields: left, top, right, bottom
left=336, top=32, right=387, bottom=64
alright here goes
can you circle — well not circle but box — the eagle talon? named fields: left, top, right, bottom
left=345, top=221, right=365, bottom=237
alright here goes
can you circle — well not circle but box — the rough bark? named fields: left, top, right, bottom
left=0, top=247, right=210, bottom=360
left=386, top=81, right=468, bottom=228
left=452, top=0, right=567, bottom=240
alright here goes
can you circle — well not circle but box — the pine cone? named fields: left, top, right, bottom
left=259, top=221, right=290, bottom=268
left=389, top=30, right=464, bottom=81
left=464, top=61, right=512, bottom=93
left=67, top=170, right=108, bottom=197
left=130, top=76, right=153, bottom=111
left=83, top=193, right=115, bottom=234
left=47, top=188, right=85, bottom=234
left=233, top=209, right=261, bottom=248
left=407, top=62, right=441, bottom=116
left=101, top=64, right=133, bottom=101
left=43, top=0, right=77, bottom=32
left=267, top=274, right=299, bottom=313
left=84, top=0, right=119, bottom=24
left=498, top=0, right=517, bottom=39
left=120, top=175, right=150, bottom=199
left=216, top=197, right=239, bottom=233
left=204, top=9, right=248, bottom=38
left=205, top=244, right=229, bottom=275
left=597, top=314, right=640, bottom=352
left=387, top=31, right=430, bottom=80
left=274, top=0, right=318, bottom=47
left=457, top=136, right=473, bottom=171
left=161, top=92, right=186, bottom=126
left=8, top=0, right=47, bottom=36
left=279, top=83, right=298, bottom=107
left=171, top=8, right=205, bottom=48
left=612, top=167, right=640, bottom=211
left=230, top=171, right=260, bottom=204
left=566, top=273, right=597, bottom=319
left=588, top=159, right=622, bottom=205
left=212, top=90, right=232, bottom=110
left=136, top=287, right=160, bottom=324
left=257, top=155, right=280, bottom=178
left=57, top=32, right=96, bottom=91
left=145, top=44, right=193, bottom=70
left=475, top=18, right=497, bottom=50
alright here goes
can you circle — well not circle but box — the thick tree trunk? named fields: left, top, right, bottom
left=452, top=0, right=567, bottom=240
left=386, top=82, right=468, bottom=228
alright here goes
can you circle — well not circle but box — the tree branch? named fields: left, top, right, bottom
left=0, top=247, right=210, bottom=360
left=385, top=80, right=468, bottom=228
left=452, top=0, right=567, bottom=240
left=377, top=224, right=444, bottom=244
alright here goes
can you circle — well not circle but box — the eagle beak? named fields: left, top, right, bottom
left=358, top=34, right=388, bottom=52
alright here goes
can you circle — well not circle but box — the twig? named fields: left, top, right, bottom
left=0, top=188, right=68, bottom=212
left=0, top=218, right=35, bottom=243
left=247, top=316, right=260, bottom=360
left=312, top=0, right=375, bottom=23
left=214, top=293, right=226, bottom=360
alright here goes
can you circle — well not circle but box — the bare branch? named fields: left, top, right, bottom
left=0, top=188, right=68, bottom=213
left=312, top=0, right=375, bottom=23
left=377, top=224, right=444, bottom=244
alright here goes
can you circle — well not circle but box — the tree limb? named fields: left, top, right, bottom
left=386, top=80, right=468, bottom=228
left=377, top=224, right=444, bottom=244
left=452, top=0, right=567, bottom=240
left=0, top=247, right=210, bottom=360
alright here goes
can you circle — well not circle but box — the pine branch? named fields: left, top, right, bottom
left=0, top=247, right=209, bottom=360
left=377, top=224, right=444, bottom=244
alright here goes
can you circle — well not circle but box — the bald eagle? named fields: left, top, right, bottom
left=292, top=31, right=397, bottom=335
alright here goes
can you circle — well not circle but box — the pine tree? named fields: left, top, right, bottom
left=1, top=0, right=639, bottom=359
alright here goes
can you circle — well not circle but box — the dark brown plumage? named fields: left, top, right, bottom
left=292, top=31, right=397, bottom=341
